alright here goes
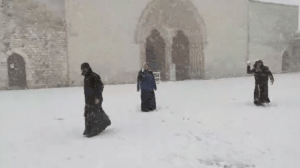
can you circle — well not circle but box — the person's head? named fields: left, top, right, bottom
left=81, top=62, right=91, bottom=76
left=254, top=60, right=264, bottom=70
left=143, top=62, right=149, bottom=70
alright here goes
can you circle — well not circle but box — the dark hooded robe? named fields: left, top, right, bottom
left=247, top=60, right=274, bottom=106
left=81, top=63, right=111, bottom=137
left=137, top=69, right=157, bottom=112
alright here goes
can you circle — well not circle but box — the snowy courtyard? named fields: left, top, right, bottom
left=0, top=73, right=300, bottom=168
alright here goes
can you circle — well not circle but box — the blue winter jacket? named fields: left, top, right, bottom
left=137, top=69, right=157, bottom=91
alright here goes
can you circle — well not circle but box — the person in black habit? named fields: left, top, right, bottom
left=81, top=62, right=111, bottom=138
left=137, top=62, right=157, bottom=112
left=247, top=60, right=274, bottom=106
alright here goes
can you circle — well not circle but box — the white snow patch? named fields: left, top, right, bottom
left=1, top=73, right=300, bottom=168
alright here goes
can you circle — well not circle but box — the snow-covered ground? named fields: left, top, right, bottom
left=0, top=73, right=300, bottom=168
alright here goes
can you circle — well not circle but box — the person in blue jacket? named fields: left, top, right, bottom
left=137, top=62, right=157, bottom=112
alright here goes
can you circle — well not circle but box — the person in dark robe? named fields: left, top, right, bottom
left=137, top=62, right=157, bottom=112
left=247, top=60, right=274, bottom=106
left=81, top=62, right=111, bottom=138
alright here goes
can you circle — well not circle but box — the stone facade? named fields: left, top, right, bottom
left=0, top=0, right=299, bottom=90
left=282, top=32, right=300, bottom=72
left=0, top=0, right=68, bottom=90
left=66, top=0, right=249, bottom=86
left=66, top=0, right=298, bottom=87
left=135, top=0, right=208, bottom=81
left=248, top=0, right=299, bottom=74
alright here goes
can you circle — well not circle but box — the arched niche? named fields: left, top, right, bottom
left=7, top=53, right=27, bottom=89
left=4, top=49, right=32, bottom=89
left=146, top=29, right=167, bottom=80
left=172, top=30, right=190, bottom=81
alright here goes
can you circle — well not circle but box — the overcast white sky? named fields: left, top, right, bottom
left=260, top=0, right=300, bottom=30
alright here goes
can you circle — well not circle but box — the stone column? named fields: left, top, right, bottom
left=161, top=26, right=176, bottom=81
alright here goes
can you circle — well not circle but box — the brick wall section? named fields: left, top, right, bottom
left=11, top=29, right=68, bottom=87
left=0, top=0, right=68, bottom=90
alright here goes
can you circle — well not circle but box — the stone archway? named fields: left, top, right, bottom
left=135, top=0, right=207, bottom=81
left=172, top=30, right=190, bottom=80
left=7, top=53, right=27, bottom=89
left=146, top=29, right=167, bottom=80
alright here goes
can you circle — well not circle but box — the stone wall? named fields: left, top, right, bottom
left=1, top=0, right=298, bottom=90
left=282, top=38, right=300, bottom=72
left=66, top=0, right=249, bottom=86
left=248, top=0, right=299, bottom=74
left=0, top=0, right=68, bottom=90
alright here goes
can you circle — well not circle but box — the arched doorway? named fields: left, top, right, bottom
left=282, top=50, right=289, bottom=72
left=172, top=30, right=190, bottom=80
left=145, top=29, right=167, bottom=80
left=7, top=53, right=27, bottom=89
left=135, top=0, right=207, bottom=80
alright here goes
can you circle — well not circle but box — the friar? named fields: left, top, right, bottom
left=137, top=62, right=157, bottom=112
left=247, top=60, right=274, bottom=106
left=81, top=62, right=111, bottom=138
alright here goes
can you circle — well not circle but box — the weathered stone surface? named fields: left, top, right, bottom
left=0, top=0, right=68, bottom=90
